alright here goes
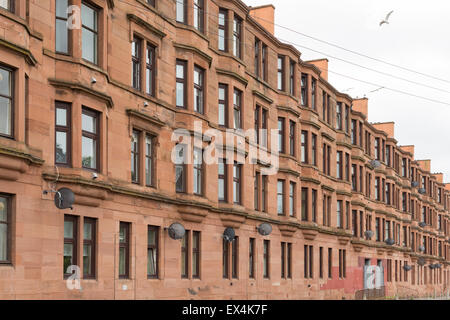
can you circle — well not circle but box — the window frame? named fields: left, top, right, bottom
left=81, top=107, right=100, bottom=172
left=193, top=0, right=205, bottom=33
left=132, top=36, right=142, bottom=91
left=193, top=65, right=205, bottom=114
left=218, top=84, right=228, bottom=127
left=301, top=73, right=308, bottom=106
left=233, top=88, right=242, bottom=129
left=147, top=225, right=159, bottom=279
left=119, top=222, right=131, bottom=279
left=233, top=163, right=242, bottom=205
left=55, top=102, right=72, bottom=167
left=176, top=0, right=187, bottom=23
left=0, top=194, right=12, bottom=264
left=146, top=42, right=156, bottom=97
left=218, top=9, right=228, bottom=52
left=181, top=230, right=189, bottom=278
left=81, top=1, right=99, bottom=65
left=0, top=64, right=14, bottom=139
left=131, top=129, right=140, bottom=184
left=233, top=15, right=242, bottom=59
left=83, top=217, right=96, bottom=279
left=64, top=215, right=78, bottom=279
left=176, top=59, right=187, bottom=109
left=263, top=240, right=270, bottom=279
left=55, top=0, right=70, bottom=55
left=192, top=231, right=201, bottom=279
left=277, top=55, right=285, bottom=91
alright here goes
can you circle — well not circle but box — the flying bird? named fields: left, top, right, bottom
left=379, top=10, right=394, bottom=26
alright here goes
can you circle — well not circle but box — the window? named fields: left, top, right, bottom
left=233, top=163, right=242, bottom=204
left=193, top=0, right=204, bottom=33
left=375, top=138, right=380, bottom=160
left=352, top=210, right=357, bottom=236
left=194, top=66, right=204, bottom=114
left=175, top=144, right=186, bottom=193
left=287, top=243, right=292, bottom=278
left=131, top=130, right=140, bottom=183
left=345, top=153, right=350, bottom=182
left=231, top=236, right=238, bottom=279
left=222, top=238, right=229, bottom=278
left=233, top=15, right=242, bottom=59
left=147, top=0, right=155, bottom=7
left=263, top=240, right=270, bottom=279
left=289, top=120, right=295, bottom=156
left=132, top=36, right=141, bottom=90
left=339, top=249, right=346, bottom=278
left=176, top=60, right=187, bottom=108
left=311, top=134, right=317, bottom=166
left=218, top=9, right=228, bottom=51
left=322, top=144, right=331, bottom=175
left=277, top=180, right=285, bottom=215
left=311, top=78, right=316, bottom=110
left=262, top=44, right=268, bottom=82
left=145, top=135, right=154, bottom=186
left=218, top=158, right=227, bottom=202
left=289, top=182, right=295, bottom=217
left=193, top=148, right=203, bottom=195
left=277, top=56, right=285, bottom=91
left=301, top=187, right=308, bottom=221
left=176, top=0, right=187, bottom=23
left=254, top=172, right=260, bottom=210
left=0, top=195, right=11, bottom=263
left=304, top=245, right=313, bottom=279
left=319, top=247, right=323, bottom=278
left=337, top=200, right=343, bottom=229
left=375, top=218, right=380, bottom=241
left=289, top=60, right=295, bottom=96
left=301, top=73, right=308, bottom=106
left=249, top=238, right=255, bottom=278
left=83, top=218, right=96, bottom=278
left=217, top=84, right=228, bottom=127
left=337, top=151, right=343, bottom=180
left=345, top=105, right=350, bottom=133
left=336, top=102, right=342, bottom=130
left=312, top=189, right=317, bottom=223
left=233, top=89, right=242, bottom=129
left=351, top=120, right=357, bottom=145
left=147, top=225, right=159, bottom=278
left=192, top=231, right=200, bottom=278
left=56, top=0, right=69, bottom=54
left=278, top=118, right=285, bottom=153
left=82, top=108, right=99, bottom=171
left=81, top=2, right=98, bottom=64
left=254, top=38, right=261, bottom=77
left=261, top=175, right=267, bottom=212
left=55, top=102, right=71, bottom=166
left=301, top=131, right=308, bottom=163
left=351, top=164, right=357, bottom=191
left=328, top=248, right=332, bottom=278
left=255, top=106, right=268, bottom=147
left=281, top=242, right=286, bottom=278
left=64, top=215, right=78, bottom=277
left=322, top=92, right=326, bottom=121
left=0, top=65, right=13, bottom=138
left=119, top=222, right=130, bottom=278
left=375, top=177, right=380, bottom=201
left=146, top=43, right=156, bottom=96
left=181, top=230, right=189, bottom=278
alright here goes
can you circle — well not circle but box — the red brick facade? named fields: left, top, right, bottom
left=0, top=0, right=449, bottom=299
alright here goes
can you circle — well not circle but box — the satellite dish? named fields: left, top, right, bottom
left=385, top=238, right=395, bottom=246
left=419, top=222, right=426, bottom=228
left=257, top=223, right=272, bottom=236
left=403, top=265, right=412, bottom=271
left=411, top=181, right=419, bottom=188
left=370, top=160, right=381, bottom=168
left=168, top=223, right=185, bottom=240
left=364, top=230, right=374, bottom=239
left=417, top=257, right=426, bottom=266
left=54, top=188, right=75, bottom=210
left=418, top=188, right=426, bottom=195
left=223, top=227, right=235, bottom=242
left=419, top=245, right=425, bottom=252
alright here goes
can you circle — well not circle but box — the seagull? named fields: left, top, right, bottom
left=379, top=10, right=394, bottom=26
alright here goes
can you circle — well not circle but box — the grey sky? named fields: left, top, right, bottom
left=244, top=0, right=450, bottom=182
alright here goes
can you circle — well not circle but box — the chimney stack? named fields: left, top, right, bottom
left=249, top=5, right=275, bottom=36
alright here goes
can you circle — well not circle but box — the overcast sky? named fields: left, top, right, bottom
left=245, top=0, right=450, bottom=182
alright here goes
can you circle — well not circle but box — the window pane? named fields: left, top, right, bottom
left=82, top=28, right=97, bottom=64
left=82, top=113, right=96, bottom=133
left=83, top=244, right=91, bottom=274
left=56, top=108, right=67, bottom=126
left=119, top=224, right=127, bottom=243
left=218, top=29, right=225, bottom=50
left=148, top=248, right=157, bottom=276
left=0, top=197, right=6, bottom=222
left=81, top=4, right=97, bottom=31
left=56, top=131, right=68, bottom=163
left=0, top=97, right=11, bottom=135
left=82, top=136, right=96, bottom=169
left=56, top=0, right=68, bottom=18
left=176, top=1, right=185, bottom=22
left=55, top=20, right=69, bottom=53
left=0, top=224, right=7, bottom=261
left=64, top=220, right=73, bottom=238
left=84, top=222, right=92, bottom=240
left=176, top=83, right=184, bottom=107
left=119, top=247, right=126, bottom=275
left=0, top=67, right=10, bottom=96
left=63, top=243, right=73, bottom=271
left=0, top=0, right=9, bottom=10
left=175, top=166, right=184, bottom=191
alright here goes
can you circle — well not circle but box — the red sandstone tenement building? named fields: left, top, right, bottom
left=0, top=0, right=449, bottom=300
